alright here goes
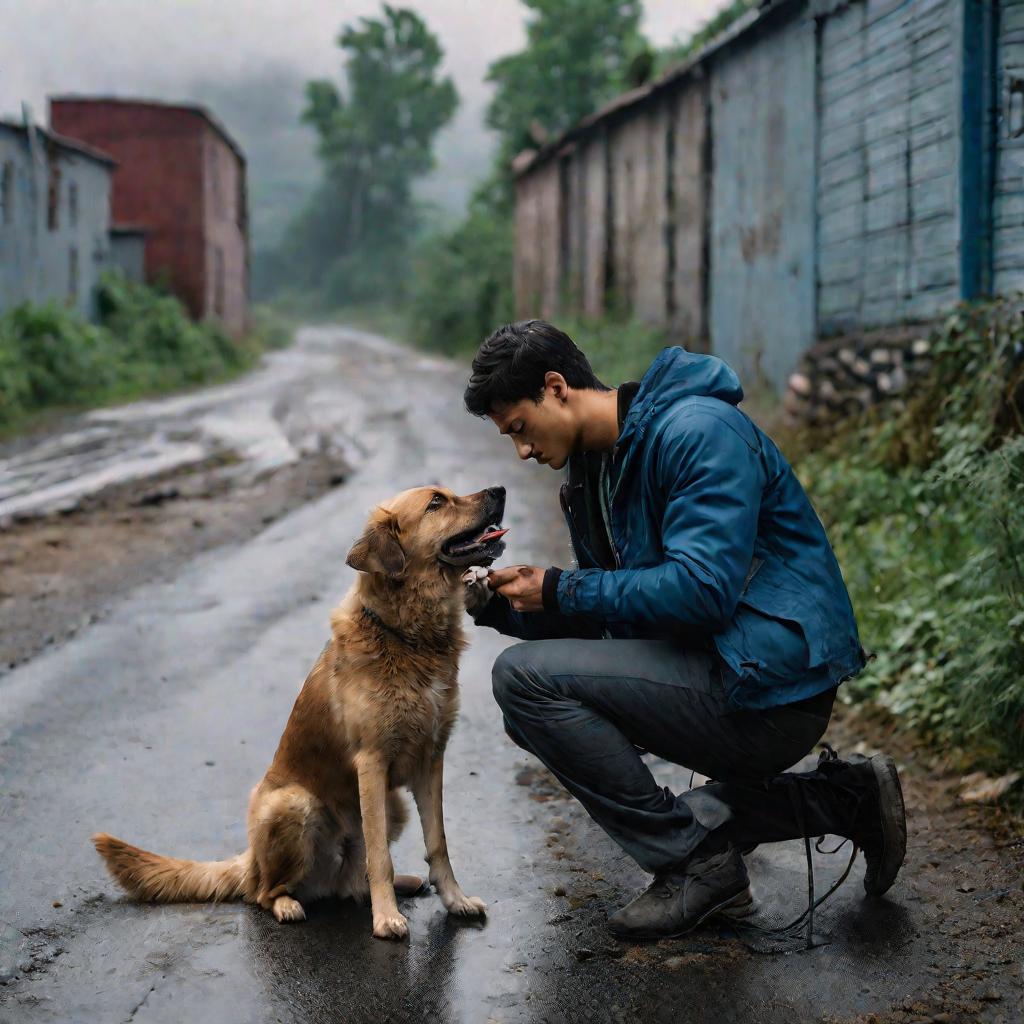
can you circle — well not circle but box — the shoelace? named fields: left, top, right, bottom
left=731, top=743, right=860, bottom=951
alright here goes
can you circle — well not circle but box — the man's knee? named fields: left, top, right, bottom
left=491, top=643, right=529, bottom=711
left=491, top=641, right=562, bottom=712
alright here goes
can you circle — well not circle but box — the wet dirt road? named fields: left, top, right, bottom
left=1, top=328, right=1020, bottom=1023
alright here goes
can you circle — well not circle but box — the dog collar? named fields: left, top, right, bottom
left=361, top=605, right=416, bottom=647
left=360, top=605, right=454, bottom=653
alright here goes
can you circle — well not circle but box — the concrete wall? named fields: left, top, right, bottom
left=0, top=124, right=113, bottom=320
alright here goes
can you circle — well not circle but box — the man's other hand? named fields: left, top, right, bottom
left=489, top=565, right=546, bottom=613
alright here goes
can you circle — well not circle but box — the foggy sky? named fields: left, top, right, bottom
left=1, top=1, right=731, bottom=242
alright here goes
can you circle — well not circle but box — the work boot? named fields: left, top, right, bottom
left=608, top=845, right=750, bottom=940
left=842, top=752, right=907, bottom=896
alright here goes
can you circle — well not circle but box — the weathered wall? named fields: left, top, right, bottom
left=513, top=0, right=1022, bottom=393
left=513, top=159, right=561, bottom=320
left=708, top=13, right=817, bottom=392
left=608, top=101, right=670, bottom=324
left=994, top=0, right=1024, bottom=294
left=816, top=0, right=962, bottom=334
left=668, top=82, right=708, bottom=344
left=0, top=124, right=113, bottom=320
left=203, top=122, right=248, bottom=335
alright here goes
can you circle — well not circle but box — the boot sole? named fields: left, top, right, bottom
left=608, top=882, right=751, bottom=942
left=866, top=754, right=907, bottom=896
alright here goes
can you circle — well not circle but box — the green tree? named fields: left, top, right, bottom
left=485, top=0, right=647, bottom=180
left=409, top=0, right=649, bottom=351
left=274, top=5, right=457, bottom=305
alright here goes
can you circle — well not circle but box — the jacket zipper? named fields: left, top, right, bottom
left=598, top=452, right=622, bottom=569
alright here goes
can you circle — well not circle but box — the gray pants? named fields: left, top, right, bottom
left=492, top=638, right=858, bottom=875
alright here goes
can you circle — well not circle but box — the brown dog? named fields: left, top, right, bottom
left=93, top=484, right=507, bottom=940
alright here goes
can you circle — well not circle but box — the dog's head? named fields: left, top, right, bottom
left=345, top=485, right=507, bottom=580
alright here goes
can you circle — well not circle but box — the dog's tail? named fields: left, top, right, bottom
left=93, top=832, right=249, bottom=903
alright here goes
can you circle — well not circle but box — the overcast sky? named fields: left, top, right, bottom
left=1, top=1, right=732, bottom=241
left=3, top=1, right=728, bottom=122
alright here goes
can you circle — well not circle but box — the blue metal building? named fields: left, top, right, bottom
left=514, top=0, right=1022, bottom=394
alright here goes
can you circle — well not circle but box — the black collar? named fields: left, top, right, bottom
left=360, top=605, right=451, bottom=651
left=361, top=605, right=416, bottom=647
left=617, top=381, right=641, bottom=434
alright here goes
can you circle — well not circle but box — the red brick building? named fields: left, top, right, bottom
left=50, top=96, right=249, bottom=336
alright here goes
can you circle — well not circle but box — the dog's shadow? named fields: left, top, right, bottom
left=244, top=891, right=475, bottom=1021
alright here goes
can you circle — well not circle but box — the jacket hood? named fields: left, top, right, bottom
left=619, top=347, right=744, bottom=447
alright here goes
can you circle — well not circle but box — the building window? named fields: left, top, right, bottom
left=1, top=161, right=13, bottom=225
left=69, top=181, right=79, bottom=228
left=68, top=246, right=79, bottom=299
left=47, top=160, right=61, bottom=231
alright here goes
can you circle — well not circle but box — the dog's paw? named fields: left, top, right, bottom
left=271, top=895, right=306, bottom=923
left=372, top=910, right=410, bottom=940
left=443, top=893, right=487, bottom=918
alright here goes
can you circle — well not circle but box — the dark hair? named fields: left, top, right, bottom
left=463, top=320, right=608, bottom=417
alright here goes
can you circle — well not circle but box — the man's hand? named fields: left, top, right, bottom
left=488, top=565, right=546, bottom=613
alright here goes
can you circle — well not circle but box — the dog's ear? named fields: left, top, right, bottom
left=346, top=513, right=406, bottom=578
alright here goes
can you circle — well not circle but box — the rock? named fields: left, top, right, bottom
left=788, top=373, right=812, bottom=397
left=960, top=771, right=1021, bottom=804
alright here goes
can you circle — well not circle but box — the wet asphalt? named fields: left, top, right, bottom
left=0, top=329, right=944, bottom=1023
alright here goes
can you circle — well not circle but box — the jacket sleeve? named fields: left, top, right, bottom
left=555, top=409, right=762, bottom=631
left=471, top=591, right=606, bottom=641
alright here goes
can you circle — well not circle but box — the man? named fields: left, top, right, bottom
left=462, top=319, right=906, bottom=941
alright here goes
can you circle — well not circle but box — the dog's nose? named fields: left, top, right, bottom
left=486, top=486, right=505, bottom=501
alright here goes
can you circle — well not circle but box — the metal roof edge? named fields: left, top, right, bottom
left=0, top=117, right=119, bottom=166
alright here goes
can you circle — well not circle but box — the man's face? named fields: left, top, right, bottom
left=488, top=375, right=577, bottom=471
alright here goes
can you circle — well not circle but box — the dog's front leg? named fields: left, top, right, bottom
left=411, top=756, right=486, bottom=918
left=355, top=751, right=408, bottom=940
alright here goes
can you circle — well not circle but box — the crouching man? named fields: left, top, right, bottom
left=463, top=319, right=906, bottom=940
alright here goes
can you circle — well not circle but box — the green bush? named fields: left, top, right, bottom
left=793, top=301, right=1024, bottom=769
left=408, top=201, right=516, bottom=357
left=0, top=272, right=272, bottom=430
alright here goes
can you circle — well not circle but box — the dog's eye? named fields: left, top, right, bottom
left=426, top=494, right=445, bottom=512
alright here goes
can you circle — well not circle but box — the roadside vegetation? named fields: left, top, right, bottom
left=792, top=302, right=1024, bottom=774
left=0, top=272, right=288, bottom=433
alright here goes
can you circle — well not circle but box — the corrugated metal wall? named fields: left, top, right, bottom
left=513, top=0, right=1020, bottom=392
left=994, top=0, right=1024, bottom=293
left=817, top=0, right=962, bottom=335
left=709, top=14, right=817, bottom=392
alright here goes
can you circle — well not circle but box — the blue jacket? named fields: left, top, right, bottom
left=475, top=347, right=866, bottom=708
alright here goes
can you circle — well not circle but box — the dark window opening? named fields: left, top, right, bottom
left=69, top=181, right=79, bottom=228
left=1, top=161, right=13, bottom=225
left=68, top=246, right=79, bottom=299
left=47, top=160, right=61, bottom=231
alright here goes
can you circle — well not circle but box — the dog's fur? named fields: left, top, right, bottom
left=94, top=484, right=503, bottom=939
